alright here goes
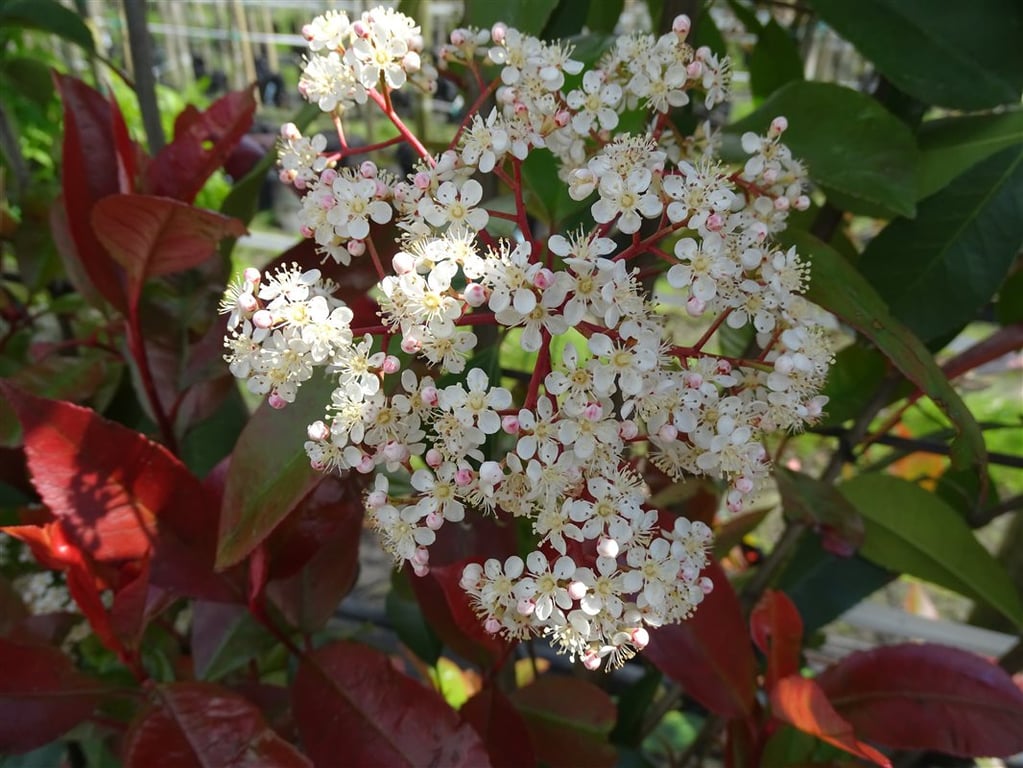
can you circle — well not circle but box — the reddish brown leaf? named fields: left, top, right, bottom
left=644, top=560, right=756, bottom=718
left=509, top=676, right=617, bottom=768
left=124, top=681, right=310, bottom=768
left=1, top=384, right=232, bottom=600
left=0, top=576, right=28, bottom=635
left=818, top=643, right=1023, bottom=758
left=144, top=89, right=257, bottom=203
left=91, top=194, right=245, bottom=309
left=291, top=640, right=489, bottom=767
left=266, top=477, right=364, bottom=632
left=461, top=686, right=536, bottom=768
left=54, top=72, right=133, bottom=311
left=751, top=589, right=804, bottom=691
left=772, top=675, right=891, bottom=767
left=0, top=637, right=108, bottom=753
left=109, top=559, right=153, bottom=651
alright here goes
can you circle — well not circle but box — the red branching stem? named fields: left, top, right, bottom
left=693, top=308, right=732, bottom=352
left=614, top=220, right=689, bottom=262
left=349, top=311, right=498, bottom=338
left=524, top=329, right=552, bottom=410
left=339, top=134, right=405, bottom=159
left=368, top=88, right=434, bottom=166
left=332, top=112, right=348, bottom=150
left=510, top=158, right=535, bottom=249
left=485, top=209, right=519, bottom=222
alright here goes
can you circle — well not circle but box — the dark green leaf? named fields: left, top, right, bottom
left=917, top=109, right=1023, bottom=201
left=0, top=0, right=95, bottom=52
left=776, top=536, right=894, bottom=636
left=748, top=19, right=804, bottom=101
left=775, top=468, right=864, bottom=553
left=586, top=0, right=624, bottom=34
left=935, top=466, right=998, bottom=522
left=818, top=345, right=888, bottom=427
left=996, top=268, right=1023, bottom=325
left=839, top=473, right=1023, bottom=627
left=728, top=82, right=919, bottom=218
left=462, top=0, right=560, bottom=37
left=785, top=229, right=986, bottom=472
left=542, top=0, right=589, bottom=39
left=691, top=8, right=727, bottom=56
left=520, top=147, right=590, bottom=229
left=610, top=667, right=662, bottom=746
left=0, top=56, right=54, bottom=107
left=808, top=0, right=1023, bottom=110
left=857, top=144, right=1023, bottom=343
left=385, top=570, right=442, bottom=665
left=191, top=601, right=276, bottom=681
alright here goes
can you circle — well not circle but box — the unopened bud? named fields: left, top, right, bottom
left=243, top=267, right=261, bottom=285
left=619, top=420, right=639, bottom=440
left=307, top=420, right=330, bottom=441
left=356, top=455, right=375, bottom=474
left=425, top=511, right=444, bottom=530
left=321, top=168, right=338, bottom=185
left=412, top=562, right=430, bottom=577
left=685, top=296, right=706, bottom=317
left=479, top=460, right=503, bottom=486
left=454, top=467, right=474, bottom=486
left=411, top=547, right=430, bottom=566
left=425, top=448, right=443, bottom=468
left=516, top=598, right=536, bottom=616
left=347, top=239, right=366, bottom=257
left=491, top=22, right=507, bottom=44
left=686, top=60, right=703, bottom=79
left=630, top=627, right=650, bottom=649
left=582, top=652, right=601, bottom=671
left=366, top=490, right=386, bottom=509
left=582, top=402, right=603, bottom=421
left=501, top=415, right=520, bottom=434
left=401, top=336, right=422, bottom=354
left=774, top=196, right=790, bottom=211
left=393, top=251, right=415, bottom=274
left=360, top=161, right=377, bottom=178
left=672, top=14, right=691, bottom=35
left=568, top=581, right=588, bottom=601
left=268, top=392, right=287, bottom=410
left=770, top=116, right=788, bottom=135
left=381, top=355, right=401, bottom=374
left=238, top=292, right=258, bottom=312
left=706, top=213, right=724, bottom=231
left=414, top=171, right=431, bottom=189
left=658, top=424, right=678, bottom=441
left=533, top=268, right=555, bottom=289
left=464, top=282, right=487, bottom=307
left=421, top=385, right=439, bottom=407
left=597, top=538, right=619, bottom=559
left=735, top=476, right=755, bottom=494
left=484, top=617, right=502, bottom=634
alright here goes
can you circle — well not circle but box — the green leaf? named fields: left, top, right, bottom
left=807, top=0, right=1023, bottom=110
left=996, top=268, right=1023, bottom=325
left=542, top=0, right=589, bottom=39
left=748, top=19, right=804, bottom=101
left=818, top=344, right=888, bottom=427
left=917, top=109, right=1023, bottom=201
left=191, top=601, right=277, bottom=681
left=728, top=82, right=919, bottom=218
left=216, top=373, right=332, bottom=569
left=784, top=229, right=986, bottom=471
left=0, top=56, right=54, bottom=107
left=839, top=474, right=1023, bottom=628
left=586, top=0, right=624, bottom=34
left=775, top=467, right=864, bottom=552
left=386, top=571, right=442, bottom=665
left=0, top=0, right=95, bottom=52
left=856, top=144, right=1023, bottom=343
left=520, top=147, right=589, bottom=229
left=462, top=0, right=560, bottom=37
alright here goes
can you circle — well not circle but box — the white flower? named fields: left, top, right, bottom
left=419, top=179, right=489, bottom=232
left=591, top=168, right=662, bottom=234
left=439, top=368, right=512, bottom=434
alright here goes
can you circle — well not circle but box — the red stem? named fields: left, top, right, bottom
left=524, top=329, right=552, bottom=410
left=367, top=89, right=434, bottom=166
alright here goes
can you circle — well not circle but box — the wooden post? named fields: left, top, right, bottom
left=230, top=0, right=258, bottom=99
left=260, top=3, right=279, bottom=73
left=122, top=0, right=165, bottom=152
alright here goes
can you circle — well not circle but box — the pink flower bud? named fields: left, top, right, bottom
left=347, top=239, right=366, bottom=257
left=774, top=196, right=790, bottom=211
left=421, top=385, right=439, bottom=407
left=706, top=213, right=724, bottom=231
left=319, top=193, right=336, bottom=210
left=281, top=122, right=301, bottom=140
left=414, top=171, right=431, bottom=189
left=770, top=116, right=788, bottom=135
left=356, top=455, right=375, bottom=474
left=717, top=359, right=732, bottom=374
left=582, top=652, right=601, bottom=671
left=686, top=60, right=703, bottom=79
left=491, top=22, right=506, bottom=44
left=763, top=169, right=778, bottom=185
left=672, top=14, right=691, bottom=35
left=300, top=225, right=315, bottom=238
left=307, top=420, right=330, bottom=441
left=685, top=372, right=703, bottom=389
left=425, top=448, right=443, bottom=468
left=685, top=296, right=706, bottom=317
left=321, top=168, right=338, bottom=185
left=699, top=576, right=714, bottom=594
left=680, top=563, right=699, bottom=582
left=268, top=392, right=287, bottom=410
left=252, top=309, right=274, bottom=329
left=238, top=292, right=258, bottom=312
left=582, top=402, right=603, bottom=421
left=479, top=461, right=503, bottom=486
left=381, top=355, right=401, bottom=374
left=382, top=441, right=407, bottom=463
left=359, top=161, right=377, bottom=178
left=533, top=268, right=555, bottom=290
left=450, top=29, right=466, bottom=46
left=484, top=617, right=502, bottom=634
left=454, top=467, right=474, bottom=486
left=568, top=581, right=587, bottom=601
left=597, top=538, right=619, bottom=559
left=516, top=598, right=536, bottom=616
left=795, top=195, right=811, bottom=211
left=735, top=476, right=754, bottom=494
left=352, top=20, right=369, bottom=38
left=501, top=415, right=520, bottom=434
left=463, top=282, right=487, bottom=307
left=412, top=562, right=430, bottom=577
left=279, top=168, right=298, bottom=184
left=618, top=420, right=639, bottom=440
left=393, top=251, right=415, bottom=275
left=630, top=627, right=650, bottom=649
left=554, top=110, right=571, bottom=128
left=658, top=424, right=678, bottom=441
left=301, top=24, right=315, bottom=41
left=401, top=336, right=422, bottom=354
left=243, top=267, right=261, bottom=285
left=366, top=490, right=386, bottom=509
left=425, top=511, right=444, bottom=530
left=412, top=547, right=429, bottom=566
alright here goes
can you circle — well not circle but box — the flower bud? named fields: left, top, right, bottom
left=699, top=577, right=714, bottom=595
left=484, top=617, right=502, bottom=634
left=321, top=168, right=338, bottom=185
left=686, top=60, right=703, bottom=79
left=735, top=476, right=755, bottom=494
left=597, top=538, right=619, bottom=559
left=491, top=22, right=506, bottom=44
left=252, top=309, right=274, bottom=329
left=516, top=598, right=536, bottom=616
left=770, top=116, right=788, bottom=135
left=347, top=239, right=366, bottom=257
left=502, top=415, right=520, bottom=434
left=307, top=420, right=330, bottom=441
left=582, top=652, right=601, bottom=671
left=268, top=392, right=287, bottom=410
left=243, top=267, right=261, bottom=285
left=582, top=402, right=603, bottom=421
left=238, top=292, right=258, bottom=313
left=382, top=441, right=408, bottom=463
left=658, top=424, right=678, bottom=441
left=425, top=511, right=444, bottom=530
left=479, top=460, right=503, bottom=486
left=533, top=268, right=555, bottom=290
left=381, top=355, right=401, bottom=374
left=685, top=296, right=706, bottom=317
left=568, top=581, right=587, bottom=601
left=356, top=455, right=376, bottom=474
left=618, top=420, right=639, bottom=440
left=454, top=467, right=474, bottom=486
left=630, top=627, right=650, bottom=649
left=425, top=448, right=443, bottom=468
left=414, top=171, right=431, bottom=189
left=672, top=14, right=691, bottom=35
left=412, top=562, right=430, bottom=577
left=412, top=547, right=429, bottom=566
left=366, top=490, right=386, bottom=509
left=400, top=336, right=422, bottom=354
left=463, top=282, right=487, bottom=306
left=393, top=251, right=415, bottom=275
left=421, top=385, right=439, bottom=407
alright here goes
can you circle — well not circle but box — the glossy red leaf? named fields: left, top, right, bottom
left=509, top=676, right=618, bottom=768
left=54, top=72, right=134, bottom=311
left=751, top=589, right=804, bottom=691
left=144, top=88, right=257, bottom=203
left=461, top=685, right=536, bottom=768
left=1, top=383, right=232, bottom=600
left=644, top=560, right=757, bottom=718
left=818, top=643, right=1023, bottom=758
left=91, top=194, right=245, bottom=309
left=291, top=640, right=489, bottom=767
left=266, top=476, right=365, bottom=632
left=191, top=601, right=276, bottom=681
left=108, top=559, right=152, bottom=651
left=771, top=675, right=891, bottom=767
left=0, top=637, right=109, bottom=753
left=124, top=681, right=310, bottom=768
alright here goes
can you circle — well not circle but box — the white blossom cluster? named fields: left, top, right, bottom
left=224, top=8, right=833, bottom=669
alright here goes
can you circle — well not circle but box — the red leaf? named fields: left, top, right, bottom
left=0, top=637, right=108, bottom=753
left=124, top=681, right=310, bottom=768
left=1, top=383, right=232, bottom=600
left=291, top=640, right=489, bottom=767
left=509, top=676, right=618, bottom=768
left=0, top=576, right=29, bottom=635
left=265, top=476, right=365, bottom=632
left=54, top=72, right=134, bottom=311
left=818, top=643, right=1023, bottom=758
left=144, top=89, right=257, bottom=203
left=109, top=559, right=153, bottom=651
left=644, top=560, right=757, bottom=718
left=91, top=194, right=245, bottom=309
left=461, top=686, right=536, bottom=768
left=771, top=675, right=891, bottom=768
left=751, top=589, right=804, bottom=691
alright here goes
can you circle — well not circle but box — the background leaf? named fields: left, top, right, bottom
left=839, top=473, right=1023, bottom=627
left=462, top=0, right=560, bottom=37
left=807, top=0, right=1023, bottom=110
left=856, top=144, right=1023, bottom=343
left=728, top=81, right=919, bottom=218
left=462, top=685, right=537, bottom=768
left=747, top=19, right=804, bottom=101
left=291, top=641, right=488, bottom=768
left=0, top=0, right=95, bottom=52
left=818, top=643, right=1023, bottom=758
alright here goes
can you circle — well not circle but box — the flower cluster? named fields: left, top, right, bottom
left=223, top=8, right=832, bottom=669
